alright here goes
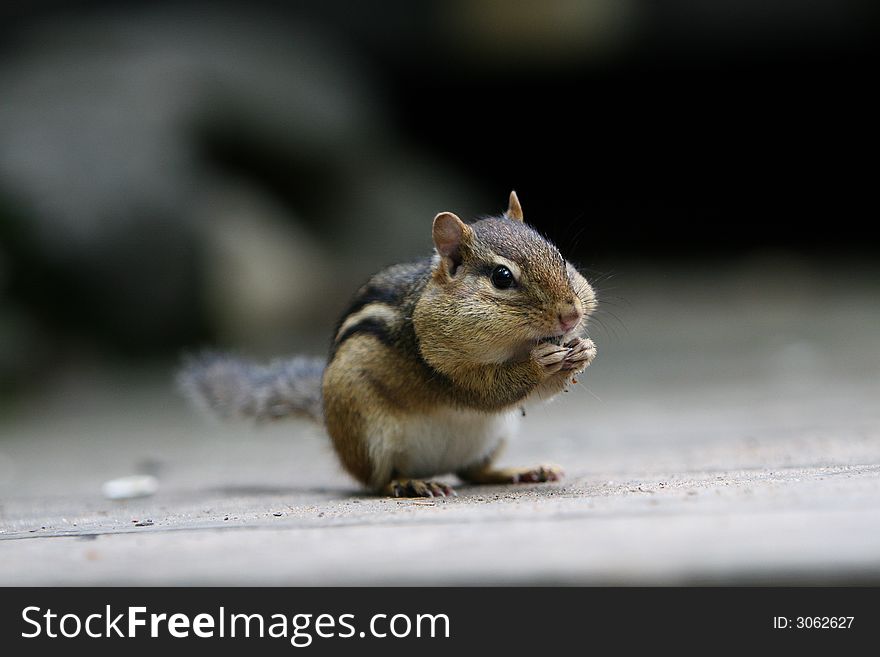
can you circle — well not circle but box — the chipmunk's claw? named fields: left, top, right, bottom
left=532, top=342, right=570, bottom=373
left=510, top=465, right=564, bottom=483
left=386, top=479, right=456, bottom=498
left=561, top=337, right=596, bottom=371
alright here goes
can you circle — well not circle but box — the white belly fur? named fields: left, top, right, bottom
left=376, top=407, right=520, bottom=479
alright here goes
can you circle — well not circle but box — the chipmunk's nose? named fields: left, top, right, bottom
left=557, top=298, right=583, bottom=333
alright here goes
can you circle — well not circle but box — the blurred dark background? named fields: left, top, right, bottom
left=0, top=0, right=876, bottom=396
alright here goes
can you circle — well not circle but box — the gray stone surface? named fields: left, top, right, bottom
left=1, top=261, right=879, bottom=584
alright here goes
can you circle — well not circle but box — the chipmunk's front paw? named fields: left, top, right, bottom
left=510, top=465, right=564, bottom=483
left=385, top=479, right=456, bottom=498
left=561, top=337, right=596, bottom=372
left=531, top=342, right=570, bottom=374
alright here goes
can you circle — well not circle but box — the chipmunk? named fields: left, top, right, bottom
left=180, top=192, right=597, bottom=497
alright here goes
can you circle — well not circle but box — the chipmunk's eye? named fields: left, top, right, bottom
left=490, top=265, right=515, bottom=289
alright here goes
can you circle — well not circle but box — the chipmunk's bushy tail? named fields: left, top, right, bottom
left=177, top=352, right=325, bottom=424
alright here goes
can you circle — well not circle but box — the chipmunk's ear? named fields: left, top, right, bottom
left=432, top=211, right=472, bottom=277
left=505, top=190, right=524, bottom=222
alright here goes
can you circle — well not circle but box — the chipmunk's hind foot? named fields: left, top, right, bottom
left=509, top=465, right=563, bottom=483
left=458, top=464, right=564, bottom=485
left=383, top=479, right=457, bottom=498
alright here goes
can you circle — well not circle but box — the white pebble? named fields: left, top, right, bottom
left=101, top=475, right=159, bottom=500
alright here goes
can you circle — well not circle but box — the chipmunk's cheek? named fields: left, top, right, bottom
left=480, top=341, right=521, bottom=364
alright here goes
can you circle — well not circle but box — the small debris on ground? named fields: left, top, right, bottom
left=101, top=475, right=159, bottom=500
